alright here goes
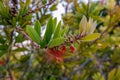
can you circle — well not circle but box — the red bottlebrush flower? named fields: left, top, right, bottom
left=70, top=45, right=75, bottom=53
left=46, top=48, right=64, bottom=63
left=55, top=50, right=62, bottom=56
left=55, top=57, right=63, bottom=62
left=60, top=45, right=66, bottom=53
left=48, top=48, right=55, bottom=53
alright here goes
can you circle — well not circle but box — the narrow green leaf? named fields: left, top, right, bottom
left=89, top=21, right=97, bottom=34
left=43, top=17, right=54, bottom=44
left=40, top=17, right=54, bottom=48
left=15, top=34, right=25, bottom=43
left=19, top=5, right=28, bottom=16
left=26, top=0, right=31, bottom=6
left=13, top=48, right=27, bottom=52
left=50, top=4, right=57, bottom=11
left=50, top=76, right=56, bottom=80
left=26, top=25, right=40, bottom=44
left=60, top=27, right=69, bottom=37
left=53, top=21, right=61, bottom=39
left=40, top=40, right=47, bottom=48
left=53, top=17, right=57, bottom=29
left=81, top=33, right=100, bottom=42
left=34, top=20, right=41, bottom=36
left=0, top=2, right=10, bottom=18
left=49, top=37, right=65, bottom=48
left=108, top=68, right=116, bottom=80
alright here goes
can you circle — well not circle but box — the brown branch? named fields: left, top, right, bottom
left=69, top=58, right=91, bottom=79
left=15, top=27, right=40, bottom=49
left=92, top=25, right=111, bottom=44
left=32, top=0, right=43, bottom=8
left=6, top=30, right=14, bottom=80
left=23, top=0, right=56, bottom=17
left=65, top=0, right=70, bottom=14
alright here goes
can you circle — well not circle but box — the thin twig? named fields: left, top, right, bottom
left=19, top=61, right=30, bottom=80
left=69, top=58, right=91, bottom=79
left=32, top=0, right=42, bottom=8
left=15, top=27, right=40, bottom=49
left=23, top=0, right=56, bottom=17
left=6, top=30, right=14, bottom=80
left=93, top=54, right=103, bottom=75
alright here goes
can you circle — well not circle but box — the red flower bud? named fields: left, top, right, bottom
left=70, top=45, right=75, bottom=53
left=61, top=45, right=66, bottom=52
left=55, top=50, right=62, bottom=56
left=48, top=48, right=55, bottom=53
left=46, top=47, right=65, bottom=63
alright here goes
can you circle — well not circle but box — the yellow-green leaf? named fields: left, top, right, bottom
left=81, top=33, right=100, bottom=42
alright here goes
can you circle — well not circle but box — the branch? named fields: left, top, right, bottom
left=32, top=0, right=42, bottom=8
left=93, top=54, right=103, bottom=75
left=69, top=58, right=91, bottom=79
left=5, top=30, right=14, bottom=80
left=23, top=0, right=56, bottom=17
left=92, top=25, right=111, bottom=44
left=15, top=27, right=40, bottom=49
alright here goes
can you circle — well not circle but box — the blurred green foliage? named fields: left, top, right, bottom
left=0, top=0, right=120, bottom=80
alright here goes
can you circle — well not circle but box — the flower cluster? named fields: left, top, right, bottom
left=46, top=45, right=75, bottom=63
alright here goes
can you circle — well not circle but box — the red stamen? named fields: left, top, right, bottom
left=70, top=45, right=75, bottom=53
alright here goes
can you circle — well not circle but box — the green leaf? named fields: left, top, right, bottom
left=40, top=40, right=47, bottom=48
left=92, top=72, right=105, bottom=80
left=81, top=33, right=100, bottom=42
left=19, top=55, right=30, bottom=63
left=50, top=76, right=56, bottom=80
left=53, top=21, right=61, bottom=39
left=50, top=4, right=57, bottom=11
left=26, top=0, right=31, bottom=6
left=34, top=20, right=41, bottom=36
left=15, top=34, right=25, bottom=43
left=19, top=5, right=28, bottom=16
left=48, top=37, right=65, bottom=48
left=26, top=25, right=40, bottom=44
left=13, top=48, right=27, bottom=52
left=53, top=17, right=57, bottom=29
left=89, top=21, right=97, bottom=34
left=60, top=26, right=69, bottom=37
left=108, top=68, right=116, bottom=80
left=41, top=17, right=54, bottom=48
left=0, top=2, right=10, bottom=19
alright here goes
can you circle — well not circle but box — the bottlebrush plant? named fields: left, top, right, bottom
left=26, top=16, right=99, bottom=63
left=0, top=0, right=120, bottom=80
